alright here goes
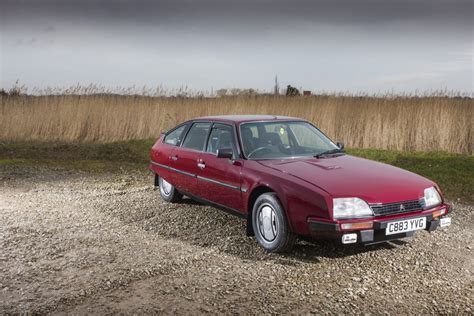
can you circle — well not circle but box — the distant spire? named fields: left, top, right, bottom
left=274, top=75, right=280, bottom=95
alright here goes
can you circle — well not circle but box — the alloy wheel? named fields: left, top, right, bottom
left=160, top=178, right=173, bottom=196
left=257, top=203, right=279, bottom=242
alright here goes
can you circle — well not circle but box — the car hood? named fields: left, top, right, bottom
left=258, top=155, right=434, bottom=204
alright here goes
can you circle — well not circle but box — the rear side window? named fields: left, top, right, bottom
left=181, top=122, right=212, bottom=151
left=164, top=124, right=187, bottom=146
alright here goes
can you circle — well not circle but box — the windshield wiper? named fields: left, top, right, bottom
left=314, top=148, right=345, bottom=158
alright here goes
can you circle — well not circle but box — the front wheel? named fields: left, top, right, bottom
left=252, top=193, right=296, bottom=252
left=158, top=175, right=182, bottom=203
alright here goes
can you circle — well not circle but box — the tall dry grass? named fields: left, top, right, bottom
left=1, top=93, right=472, bottom=153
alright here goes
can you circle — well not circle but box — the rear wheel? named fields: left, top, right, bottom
left=158, top=176, right=182, bottom=203
left=252, top=193, right=296, bottom=252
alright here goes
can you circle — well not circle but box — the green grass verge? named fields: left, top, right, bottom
left=0, top=140, right=155, bottom=173
left=0, top=139, right=155, bottom=163
left=347, top=148, right=473, bottom=203
left=1, top=140, right=472, bottom=203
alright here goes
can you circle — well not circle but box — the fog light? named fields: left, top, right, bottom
left=433, top=208, right=447, bottom=219
left=340, top=221, right=373, bottom=230
left=440, top=217, right=451, bottom=227
left=342, top=233, right=357, bottom=244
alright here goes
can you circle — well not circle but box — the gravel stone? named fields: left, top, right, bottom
left=0, top=165, right=472, bottom=314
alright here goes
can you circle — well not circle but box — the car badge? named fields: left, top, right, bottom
left=400, top=204, right=405, bottom=211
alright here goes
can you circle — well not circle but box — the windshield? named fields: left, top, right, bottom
left=240, top=121, right=340, bottom=159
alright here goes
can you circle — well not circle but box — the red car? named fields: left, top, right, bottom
left=150, top=115, right=451, bottom=252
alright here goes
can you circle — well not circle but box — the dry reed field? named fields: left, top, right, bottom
left=1, top=93, right=472, bottom=153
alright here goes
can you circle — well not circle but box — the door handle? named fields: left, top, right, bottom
left=170, top=155, right=179, bottom=161
left=197, top=162, right=206, bottom=169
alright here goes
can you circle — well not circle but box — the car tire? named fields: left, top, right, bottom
left=158, top=176, right=182, bottom=203
left=252, top=193, right=296, bottom=253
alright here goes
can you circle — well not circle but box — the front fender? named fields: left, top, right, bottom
left=243, top=161, right=331, bottom=236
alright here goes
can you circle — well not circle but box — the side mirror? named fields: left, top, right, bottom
left=217, top=147, right=233, bottom=159
left=336, top=142, right=345, bottom=150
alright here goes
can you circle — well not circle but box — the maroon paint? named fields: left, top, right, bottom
left=170, top=147, right=200, bottom=195
left=150, top=115, right=450, bottom=239
left=150, top=136, right=174, bottom=184
left=197, top=152, right=243, bottom=211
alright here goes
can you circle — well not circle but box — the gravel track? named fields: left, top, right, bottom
left=0, top=165, right=472, bottom=314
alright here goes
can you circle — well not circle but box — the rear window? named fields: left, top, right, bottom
left=181, top=122, right=212, bottom=151
left=163, top=124, right=187, bottom=146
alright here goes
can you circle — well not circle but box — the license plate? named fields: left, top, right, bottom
left=385, top=217, right=426, bottom=235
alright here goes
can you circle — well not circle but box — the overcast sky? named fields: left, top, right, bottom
left=1, top=0, right=473, bottom=94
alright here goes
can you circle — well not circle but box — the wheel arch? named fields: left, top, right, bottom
left=246, top=185, right=282, bottom=236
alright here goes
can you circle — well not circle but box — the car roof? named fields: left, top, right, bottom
left=193, top=115, right=305, bottom=124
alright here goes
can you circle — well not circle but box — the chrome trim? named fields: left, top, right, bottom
left=150, top=161, right=196, bottom=178
left=197, top=175, right=240, bottom=191
left=151, top=160, right=242, bottom=191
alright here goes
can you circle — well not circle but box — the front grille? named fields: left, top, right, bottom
left=370, top=199, right=425, bottom=217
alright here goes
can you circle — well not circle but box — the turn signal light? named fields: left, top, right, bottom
left=432, top=208, right=446, bottom=219
left=340, top=221, right=373, bottom=230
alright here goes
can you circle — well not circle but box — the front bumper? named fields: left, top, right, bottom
left=307, top=204, right=452, bottom=245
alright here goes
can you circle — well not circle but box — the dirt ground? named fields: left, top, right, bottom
left=1, top=165, right=472, bottom=314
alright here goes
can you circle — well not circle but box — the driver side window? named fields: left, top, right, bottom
left=206, top=124, right=235, bottom=155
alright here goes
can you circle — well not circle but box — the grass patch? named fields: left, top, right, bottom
left=347, top=149, right=473, bottom=203
left=0, top=158, right=29, bottom=165
left=0, top=158, right=142, bottom=173
left=0, top=140, right=154, bottom=173
left=1, top=141, right=472, bottom=202
left=0, top=139, right=154, bottom=163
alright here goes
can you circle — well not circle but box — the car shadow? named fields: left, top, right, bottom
left=281, top=239, right=402, bottom=263
left=122, top=196, right=412, bottom=264
left=176, top=197, right=202, bottom=206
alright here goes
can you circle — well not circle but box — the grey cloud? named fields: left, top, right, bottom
left=2, top=0, right=472, bottom=26
left=43, top=26, right=56, bottom=33
left=1, top=0, right=472, bottom=92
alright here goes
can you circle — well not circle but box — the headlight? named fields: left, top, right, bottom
left=333, top=198, right=374, bottom=219
left=424, top=187, right=442, bottom=208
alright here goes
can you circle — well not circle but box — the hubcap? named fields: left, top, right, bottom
left=161, top=178, right=173, bottom=196
left=257, top=203, right=278, bottom=242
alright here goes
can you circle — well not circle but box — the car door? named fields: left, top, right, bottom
left=197, top=123, right=243, bottom=212
left=155, top=123, right=189, bottom=186
left=171, top=122, right=212, bottom=196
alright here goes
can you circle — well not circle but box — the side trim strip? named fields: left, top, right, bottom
left=150, top=161, right=196, bottom=178
left=197, top=175, right=240, bottom=191
left=151, top=160, right=242, bottom=191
